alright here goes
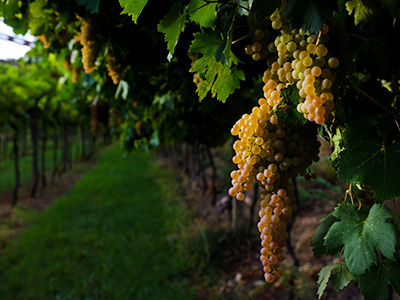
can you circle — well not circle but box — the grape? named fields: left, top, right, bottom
left=316, top=44, right=328, bottom=57
left=328, top=57, right=339, bottom=68
left=254, top=29, right=265, bottom=40
left=244, top=45, right=253, bottom=55
left=252, top=42, right=263, bottom=53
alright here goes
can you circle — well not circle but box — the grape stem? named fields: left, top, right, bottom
left=231, top=34, right=249, bottom=45
left=345, top=80, right=400, bottom=123
left=182, top=2, right=210, bottom=17
left=347, top=33, right=369, bottom=43
left=344, top=183, right=354, bottom=205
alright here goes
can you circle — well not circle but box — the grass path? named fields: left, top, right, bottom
left=0, top=144, right=196, bottom=300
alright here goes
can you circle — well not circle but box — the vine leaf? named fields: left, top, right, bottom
left=317, top=264, right=335, bottom=300
left=310, top=212, right=340, bottom=257
left=331, top=262, right=353, bottom=291
left=359, top=258, right=400, bottom=300
left=335, top=116, right=400, bottom=202
left=282, top=0, right=337, bottom=36
left=119, top=0, right=148, bottom=24
left=158, top=2, right=186, bottom=58
left=345, top=0, right=373, bottom=25
left=325, top=203, right=397, bottom=277
left=187, top=0, right=217, bottom=29
left=317, top=262, right=353, bottom=299
left=189, top=30, right=244, bottom=102
left=274, top=84, right=308, bottom=128
left=250, top=0, right=281, bottom=21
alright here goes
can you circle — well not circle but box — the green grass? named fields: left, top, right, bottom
left=0, top=144, right=201, bottom=300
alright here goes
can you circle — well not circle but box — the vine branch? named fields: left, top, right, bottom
left=183, top=0, right=250, bottom=17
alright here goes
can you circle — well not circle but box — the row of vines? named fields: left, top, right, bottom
left=1, top=0, right=400, bottom=299
left=0, top=56, right=110, bottom=205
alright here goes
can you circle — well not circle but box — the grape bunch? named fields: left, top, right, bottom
left=106, top=51, right=123, bottom=85
left=36, top=35, right=51, bottom=49
left=229, top=99, right=320, bottom=282
left=78, top=16, right=99, bottom=74
left=244, top=9, right=349, bottom=125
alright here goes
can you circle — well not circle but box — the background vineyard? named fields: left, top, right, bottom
left=1, top=0, right=400, bottom=299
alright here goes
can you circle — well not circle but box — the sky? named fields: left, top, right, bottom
left=0, top=18, right=36, bottom=60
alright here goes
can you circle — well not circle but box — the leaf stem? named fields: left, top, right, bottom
left=339, top=245, right=345, bottom=263
left=345, top=80, right=400, bottom=123
left=183, top=0, right=250, bottom=18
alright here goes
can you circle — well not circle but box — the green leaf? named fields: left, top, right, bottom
left=336, top=116, right=400, bottom=201
left=189, top=30, right=244, bottom=102
left=325, top=203, right=397, bottom=276
left=330, top=262, right=353, bottom=291
left=119, top=0, right=148, bottom=24
left=345, top=0, right=373, bottom=25
left=317, top=262, right=353, bottom=299
left=115, top=80, right=130, bottom=100
left=157, top=2, right=186, bottom=57
left=317, top=264, right=335, bottom=299
left=187, top=0, right=216, bottom=29
left=211, top=66, right=244, bottom=102
left=251, top=0, right=281, bottom=21
left=310, top=212, right=340, bottom=257
left=329, top=126, right=343, bottom=164
left=359, top=259, right=400, bottom=300
left=274, top=85, right=308, bottom=128
left=215, top=1, right=248, bottom=66
left=282, top=0, right=337, bottom=36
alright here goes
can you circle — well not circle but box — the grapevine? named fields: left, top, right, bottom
left=90, top=99, right=99, bottom=136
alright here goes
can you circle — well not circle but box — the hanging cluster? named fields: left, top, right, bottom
left=106, top=50, right=123, bottom=85
left=228, top=8, right=346, bottom=283
left=78, top=16, right=100, bottom=74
